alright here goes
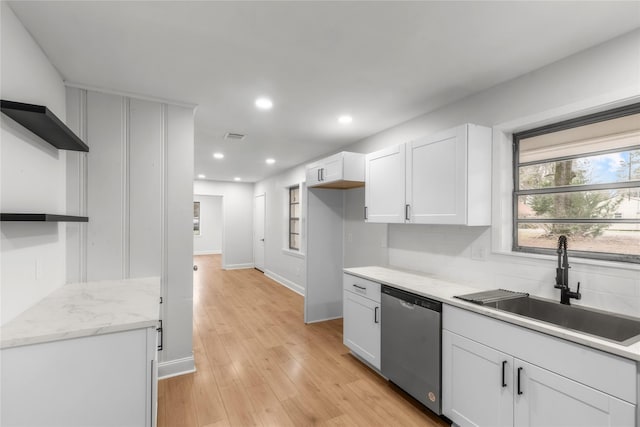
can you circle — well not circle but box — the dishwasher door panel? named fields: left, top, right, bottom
left=381, top=291, right=441, bottom=414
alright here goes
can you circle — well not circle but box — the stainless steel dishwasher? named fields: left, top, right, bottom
left=381, top=285, right=442, bottom=415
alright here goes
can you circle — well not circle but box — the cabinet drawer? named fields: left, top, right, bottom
left=343, top=273, right=381, bottom=303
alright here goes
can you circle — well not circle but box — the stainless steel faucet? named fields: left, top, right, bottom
left=554, top=235, right=581, bottom=305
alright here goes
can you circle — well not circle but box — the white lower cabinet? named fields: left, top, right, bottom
left=514, top=360, right=635, bottom=427
left=1, top=327, right=158, bottom=427
left=443, top=305, right=637, bottom=427
left=343, top=273, right=381, bottom=369
left=443, top=331, right=513, bottom=427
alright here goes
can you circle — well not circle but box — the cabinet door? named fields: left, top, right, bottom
left=343, top=290, right=381, bottom=369
left=1, top=329, right=151, bottom=427
left=306, top=165, right=323, bottom=187
left=406, top=125, right=467, bottom=224
left=442, top=330, right=514, bottom=427
left=317, top=153, right=343, bottom=183
left=514, top=360, right=636, bottom=427
left=365, top=144, right=406, bottom=223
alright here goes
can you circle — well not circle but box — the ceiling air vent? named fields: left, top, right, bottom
left=224, top=132, right=246, bottom=141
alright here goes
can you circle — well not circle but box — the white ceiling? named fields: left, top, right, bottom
left=8, top=1, right=640, bottom=183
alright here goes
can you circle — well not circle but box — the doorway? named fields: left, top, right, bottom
left=193, top=195, right=223, bottom=256
left=254, top=194, right=265, bottom=272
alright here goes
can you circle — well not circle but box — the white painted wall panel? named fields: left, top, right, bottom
left=162, top=104, right=194, bottom=367
left=65, top=88, right=87, bottom=284
left=86, top=92, right=125, bottom=281
left=67, top=89, right=195, bottom=376
left=129, top=99, right=162, bottom=278
left=305, top=188, right=344, bottom=322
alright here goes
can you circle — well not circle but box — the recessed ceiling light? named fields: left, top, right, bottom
left=255, top=97, right=273, bottom=110
left=338, top=115, right=353, bottom=124
left=213, top=152, right=224, bottom=159
left=234, top=177, right=242, bottom=181
left=197, top=174, right=206, bottom=179
left=266, top=158, right=276, bottom=165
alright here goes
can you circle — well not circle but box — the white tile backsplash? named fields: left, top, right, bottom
left=387, top=224, right=640, bottom=318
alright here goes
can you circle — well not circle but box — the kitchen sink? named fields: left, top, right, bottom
left=483, top=296, right=640, bottom=346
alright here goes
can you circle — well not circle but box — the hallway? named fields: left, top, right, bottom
left=157, top=255, right=448, bottom=426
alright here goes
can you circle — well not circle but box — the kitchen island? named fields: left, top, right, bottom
left=0, top=277, right=161, bottom=427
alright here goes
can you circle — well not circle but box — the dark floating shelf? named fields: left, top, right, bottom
left=1, top=214, right=89, bottom=223
left=1, top=99, right=89, bottom=152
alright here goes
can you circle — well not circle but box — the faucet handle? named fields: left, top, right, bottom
left=568, top=281, right=582, bottom=301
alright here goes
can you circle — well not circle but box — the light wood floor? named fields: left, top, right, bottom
left=158, top=254, right=450, bottom=427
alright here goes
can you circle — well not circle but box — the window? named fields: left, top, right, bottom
left=289, top=186, right=300, bottom=250
left=513, top=103, right=640, bottom=263
left=193, top=201, right=201, bottom=236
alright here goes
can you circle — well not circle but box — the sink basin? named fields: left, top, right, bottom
left=484, top=296, right=640, bottom=346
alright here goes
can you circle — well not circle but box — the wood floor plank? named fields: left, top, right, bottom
left=158, top=254, right=449, bottom=427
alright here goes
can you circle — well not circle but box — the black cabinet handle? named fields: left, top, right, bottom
left=374, top=306, right=379, bottom=323
left=157, top=319, right=163, bottom=351
left=501, top=361, right=507, bottom=387
left=353, top=284, right=366, bottom=290
left=317, top=169, right=321, bottom=181
left=364, top=206, right=368, bottom=220
left=320, top=168, right=324, bottom=181
left=405, top=204, right=410, bottom=221
left=517, top=367, right=523, bottom=395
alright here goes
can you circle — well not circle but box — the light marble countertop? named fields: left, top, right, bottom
left=344, top=266, right=640, bottom=362
left=1, top=277, right=161, bottom=349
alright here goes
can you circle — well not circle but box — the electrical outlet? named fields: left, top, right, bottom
left=471, top=245, right=487, bottom=261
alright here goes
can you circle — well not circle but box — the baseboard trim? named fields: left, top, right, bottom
left=223, top=263, right=254, bottom=270
left=158, top=356, right=196, bottom=379
left=264, top=270, right=305, bottom=296
left=194, top=250, right=222, bottom=256
left=305, top=315, right=342, bottom=324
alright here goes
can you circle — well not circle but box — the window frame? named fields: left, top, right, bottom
left=512, top=102, right=640, bottom=264
left=288, top=185, right=300, bottom=251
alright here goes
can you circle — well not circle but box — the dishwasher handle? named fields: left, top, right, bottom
left=382, top=285, right=442, bottom=312
left=400, top=301, right=415, bottom=310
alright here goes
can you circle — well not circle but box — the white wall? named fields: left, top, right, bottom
left=343, top=29, right=640, bottom=317
left=0, top=2, right=68, bottom=324
left=343, top=187, right=388, bottom=269
left=253, top=164, right=389, bottom=296
left=193, top=180, right=254, bottom=269
left=193, top=195, right=222, bottom=255
left=66, top=87, right=196, bottom=378
left=254, top=166, right=307, bottom=294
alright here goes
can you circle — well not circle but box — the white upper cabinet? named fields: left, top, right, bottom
left=365, top=124, right=492, bottom=225
left=365, top=144, right=406, bottom=223
left=305, top=151, right=365, bottom=189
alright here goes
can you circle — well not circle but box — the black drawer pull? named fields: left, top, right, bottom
left=501, top=360, right=507, bottom=387
left=353, top=284, right=366, bottom=290
left=517, top=367, right=523, bottom=395
left=374, top=306, right=379, bottom=323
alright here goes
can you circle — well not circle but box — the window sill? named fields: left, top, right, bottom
left=492, top=249, right=640, bottom=272
left=282, top=248, right=305, bottom=259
